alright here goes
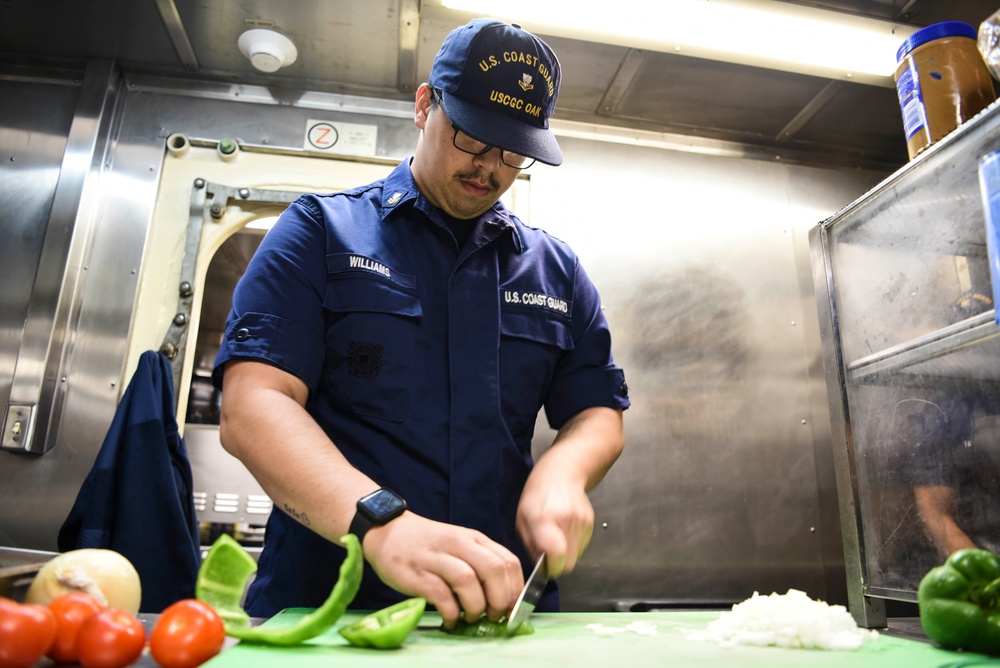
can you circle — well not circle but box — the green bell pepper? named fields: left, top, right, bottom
left=918, top=548, right=1000, bottom=655
left=442, top=615, right=534, bottom=638
left=196, top=532, right=363, bottom=645
left=338, top=597, right=426, bottom=648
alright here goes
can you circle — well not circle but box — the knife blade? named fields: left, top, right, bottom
left=505, top=553, right=547, bottom=636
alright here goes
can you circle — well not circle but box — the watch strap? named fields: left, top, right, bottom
left=348, top=510, right=377, bottom=545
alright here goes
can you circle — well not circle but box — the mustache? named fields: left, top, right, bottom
left=455, top=169, right=500, bottom=191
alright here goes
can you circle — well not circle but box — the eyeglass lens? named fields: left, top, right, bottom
left=452, top=127, right=532, bottom=168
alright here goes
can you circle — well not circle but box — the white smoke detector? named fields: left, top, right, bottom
left=238, top=29, right=298, bottom=73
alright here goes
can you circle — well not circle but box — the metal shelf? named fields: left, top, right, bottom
left=809, top=101, right=1000, bottom=628
left=847, top=312, right=1000, bottom=383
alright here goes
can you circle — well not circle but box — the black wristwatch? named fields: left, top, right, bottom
left=349, top=488, right=408, bottom=545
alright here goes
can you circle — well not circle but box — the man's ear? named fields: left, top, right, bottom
left=414, top=84, right=433, bottom=129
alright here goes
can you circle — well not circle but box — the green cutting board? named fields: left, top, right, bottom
left=204, top=610, right=996, bottom=668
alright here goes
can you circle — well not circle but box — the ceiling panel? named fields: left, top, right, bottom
left=806, top=0, right=998, bottom=23
left=0, top=0, right=997, bottom=172
left=536, top=36, right=632, bottom=114
left=619, top=56, right=833, bottom=138
left=175, top=0, right=402, bottom=89
left=795, top=83, right=909, bottom=157
left=0, top=0, right=175, bottom=65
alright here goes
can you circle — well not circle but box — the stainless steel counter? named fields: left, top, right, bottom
left=0, top=546, right=57, bottom=600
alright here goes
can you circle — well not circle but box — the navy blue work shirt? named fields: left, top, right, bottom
left=213, top=158, right=630, bottom=616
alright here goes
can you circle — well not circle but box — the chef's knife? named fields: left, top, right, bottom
left=505, top=553, right=547, bottom=636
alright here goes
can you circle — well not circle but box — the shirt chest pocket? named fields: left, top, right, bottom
left=499, top=309, right=573, bottom=431
left=322, top=274, right=422, bottom=422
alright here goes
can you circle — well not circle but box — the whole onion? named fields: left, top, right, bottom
left=25, top=549, right=142, bottom=615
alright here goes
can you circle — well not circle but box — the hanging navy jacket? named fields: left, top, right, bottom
left=58, top=350, right=201, bottom=613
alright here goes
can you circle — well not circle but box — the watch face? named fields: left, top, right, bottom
left=361, top=488, right=406, bottom=520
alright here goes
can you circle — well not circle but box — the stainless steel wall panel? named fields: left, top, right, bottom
left=18, top=85, right=173, bottom=548
left=3, top=60, right=118, bottom=455
left=0, top=77, right=77, bottom=421
left=0, top=71, right=88, bottom=547
left=0, top=62, right=163, bottom=547
left=793, top=214, right=850, bottom=613
left=523, top=140, right=882, bottom=610
left=122, top=75, right=418, bottom=162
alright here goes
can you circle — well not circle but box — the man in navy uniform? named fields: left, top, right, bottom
left=213, top=18, right=629, bottom=627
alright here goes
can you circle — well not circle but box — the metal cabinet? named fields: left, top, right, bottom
left=810, top=99, right=1000, bottom=627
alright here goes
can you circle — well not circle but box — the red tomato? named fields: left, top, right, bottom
left=0, top=596, right=57, bottom=668
left=150, top=599, right=225, bottom=668
left=47, top=591, right=105, bottom=664
left=76, top=607, right=146, bottom=668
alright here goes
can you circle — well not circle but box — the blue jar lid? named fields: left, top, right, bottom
left=897, top=21, right=977, bottom=62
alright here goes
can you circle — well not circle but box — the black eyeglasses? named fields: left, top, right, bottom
left=429, top=88, right=535, bottom=169
left=450, top=123, right=535, bottom=169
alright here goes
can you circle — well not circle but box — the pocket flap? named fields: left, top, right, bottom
left=324, top=275, right=422, bottom=317
left=501, top=309, right=573, bottom=350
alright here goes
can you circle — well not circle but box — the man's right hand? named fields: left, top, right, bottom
left=359, top=512, right=524, bottom=628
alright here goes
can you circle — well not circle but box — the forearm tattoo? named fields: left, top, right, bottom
left=283, top=503, right=311, bottom=527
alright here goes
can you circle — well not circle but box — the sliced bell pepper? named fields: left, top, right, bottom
left=195, top=533, right=258, bottom=628
left=443, top=615, right=534, bottom=638
left=338, top=597, right=426, bottom=648
left=918, top=548, right=1000, bottom=655
left=196, top=532, right=363, bottom=645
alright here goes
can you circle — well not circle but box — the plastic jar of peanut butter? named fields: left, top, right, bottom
left=894, top=21, right=996, bottom=160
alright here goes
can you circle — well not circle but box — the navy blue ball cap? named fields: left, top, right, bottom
left=429, top=19, right=563, bottom=166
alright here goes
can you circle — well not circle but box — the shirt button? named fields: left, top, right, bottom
left=234, top=328, right=251, bottom=342
left=620, top=381, right=629, bottom=395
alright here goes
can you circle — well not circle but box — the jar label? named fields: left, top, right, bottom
left=895, top=62, right=927, bottom=140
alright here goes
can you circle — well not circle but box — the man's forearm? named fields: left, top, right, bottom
left=218, top=360, right=378, bottom=542
left=914, top=484, right=977, bottom=558
left=541, top=406, right=625, bottom=491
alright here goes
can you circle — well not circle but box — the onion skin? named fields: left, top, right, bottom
left=25, top=549, right=142, bottom=615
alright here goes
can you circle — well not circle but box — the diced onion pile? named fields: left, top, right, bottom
left=685, top=589, right=879, bottom=651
